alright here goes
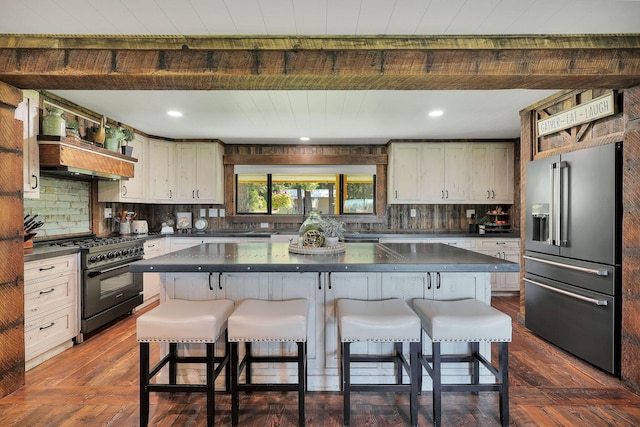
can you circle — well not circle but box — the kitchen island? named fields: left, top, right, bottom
left=130, top=242, right=518, bottom=391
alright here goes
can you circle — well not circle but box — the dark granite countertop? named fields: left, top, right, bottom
left=129, top=242, right=519, bottom=274
left=25, top=230, right=520, bottom=262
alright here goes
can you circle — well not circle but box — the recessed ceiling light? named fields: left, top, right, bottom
left=299, top=136, right=310, bottom=141
left=167, top=110, right=183, bottom=117
left=428, top=110, right=444, bottom=118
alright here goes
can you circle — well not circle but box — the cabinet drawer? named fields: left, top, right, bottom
left=476, top=239, right=519, bottom=251
left=25, top=254, right=77, bottom=283
left=25, top=306, right=76, bottom=359
left=25, top=274, right=75, bottom=319
left=144, top=239, right=166, bottom=258
left=428, top=238, right=474, bottom=249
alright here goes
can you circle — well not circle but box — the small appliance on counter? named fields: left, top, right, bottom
left=160, top=223, right=174, bottom=234
left=131, top=220, right=149, bottom=235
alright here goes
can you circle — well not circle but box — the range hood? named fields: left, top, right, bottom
left=37, top=136, right=136, bottom=181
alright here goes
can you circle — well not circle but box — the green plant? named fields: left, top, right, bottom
left=321, top=217, right=345, bottom=239
left=65, top=118, right=80, bottom=132
left=121, top=128, right=135, bottom=142
left=272, top=191, right=293, bottom=210
left=105, top=127, right=124, bottom=140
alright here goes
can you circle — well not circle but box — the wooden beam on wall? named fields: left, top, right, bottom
left=0, top=35, right=639, bottom=91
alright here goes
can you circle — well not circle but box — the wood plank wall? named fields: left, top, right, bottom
left=0, top=81, right=25, bottom=398
left=519, top=86, right=640, bottom=395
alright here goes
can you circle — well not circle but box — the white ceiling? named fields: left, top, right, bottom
left=3, top=0, right=640, bottom=144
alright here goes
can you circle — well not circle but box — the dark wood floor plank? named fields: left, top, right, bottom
left=1, top=297, right=640, bottom=426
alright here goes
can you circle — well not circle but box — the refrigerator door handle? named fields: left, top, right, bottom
left=523, top=255, right=609, bottom=276
left=551, top=162, right=562, bottom=246
left=523, top=278, right=608, bottom=306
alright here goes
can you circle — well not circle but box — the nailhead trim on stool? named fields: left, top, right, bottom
left=228, top=299, right=309, bottom=427
left=137, top=299, right=234, bottom=427
left=338, top=298, right=421, bottom=427
left=412, top=298, right=512, bottom=427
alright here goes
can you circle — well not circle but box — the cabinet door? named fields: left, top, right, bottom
left=442, top=143, right=468, bottom=202
left=491, top=143, right=514, bottom=203
left=175, top=143, right=198, bottom=202
left=324, top=272, right=381, bottom=387
left=469, top=144, right=493, bottom=202
left=195, top=143, right=224, bottom=203
left=17, top=90, right=40, bottom=198
left=421, top=144, right=446, bottom=201
left=388, top=144, right=422, bottom=203
left=271, top=273, right=323, bottom=378
left=147, top=139, right=175, bottom=202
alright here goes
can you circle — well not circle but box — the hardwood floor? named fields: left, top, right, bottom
left=1, top=297, right=639, bottom=426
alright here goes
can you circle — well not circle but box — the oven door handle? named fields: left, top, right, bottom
left=87, top=264, right=131, bottom=278
left=523, top=277, right=608, bottom=306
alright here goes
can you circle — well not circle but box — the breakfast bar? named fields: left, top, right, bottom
left=130, top=242, right=519, bottom=391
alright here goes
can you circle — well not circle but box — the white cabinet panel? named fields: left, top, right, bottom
left=469, top=143, right=514, bottom=203
left=24, top=253, right=78, bottom=370
left=147, top=138, right=176, bottom=202
left=16, top=90, right=40, bottom=198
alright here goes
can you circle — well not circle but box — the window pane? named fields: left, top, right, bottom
left=272, top=174, right=338, bottom=215
left=343, top=174, right=375, bottom=213
left=237, top=174, right=268, bottom=213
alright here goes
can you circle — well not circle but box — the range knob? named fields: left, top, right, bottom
left=89, top=255, right=98, bottom=263
left=107, top=251, right=116, bottom=259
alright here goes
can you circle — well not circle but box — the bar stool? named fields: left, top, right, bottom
left=337, top=298, right=421, bottom=427
left=412, top=298, right=512, bottom=427
left=228, top=298, right=309, bottom=427
left=137, top=298, right=234, bottom=427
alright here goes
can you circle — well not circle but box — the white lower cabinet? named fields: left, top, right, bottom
left=24, top=253, right=79, bottom=370
left=159, top=268, right=492, bottom=391
left=475, top=238, right=521, bottom=292
left=139, top=238, right=167, bottom=309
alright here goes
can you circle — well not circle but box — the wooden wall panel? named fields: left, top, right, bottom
left=0, top=80, right=24, bottom=399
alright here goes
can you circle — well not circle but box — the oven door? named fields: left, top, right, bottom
left=83, top=260, right=143, bottom=319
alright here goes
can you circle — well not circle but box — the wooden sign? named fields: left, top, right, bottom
left=537, top=93, right=615, bottom=137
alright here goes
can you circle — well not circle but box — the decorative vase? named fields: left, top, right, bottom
left=42, top=108, right=66, bottom=136
left=93, top=116, right=106, bottom=144
left=298, top=211, right=324, bottom=247
left=325, top=236, right=339, bottom=247
left=104, top=137, right=120, bottom=152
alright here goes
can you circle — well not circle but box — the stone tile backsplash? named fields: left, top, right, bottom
left=24, top=176, right=90, bottom=237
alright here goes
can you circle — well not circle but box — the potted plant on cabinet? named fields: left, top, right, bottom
left=104, top=127, right=124, bottom=152
left=120, top=128, right=135, bottom=156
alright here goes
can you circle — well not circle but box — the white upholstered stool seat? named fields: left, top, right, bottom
left=228, top=299, right=309, bottom=427
left=137, top=298, right=235, bottom=343
left=412, top=298, right=512, bottom=427
left=228, top=298, right=308, bottom=342
left=413, top=298, right=512, bottom=343
left=337, top=299, right=421, bottom=427
left=137, top=298, right=234, bottom=427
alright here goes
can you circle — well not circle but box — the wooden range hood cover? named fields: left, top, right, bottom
left=37, top=136, right=136, bottom=180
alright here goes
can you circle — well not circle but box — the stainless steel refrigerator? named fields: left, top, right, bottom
left=524, top=142, right=622, bottom=375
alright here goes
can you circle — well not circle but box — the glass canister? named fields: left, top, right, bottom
left=298, top=211, right=325, bottom=247
left=42, top=107, right=66, bottom=136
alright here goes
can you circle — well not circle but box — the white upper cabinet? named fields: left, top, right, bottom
left=175, top=142, right=224, bottom=204
left=146, top=138, right=176, bottom=202
left=16, top=90, right=40, bottom=199
left=469, top=143, right=514, bottom=203
left=388, top=142, right=469, bottom=204
left=98, top=134, right=146, bottom=202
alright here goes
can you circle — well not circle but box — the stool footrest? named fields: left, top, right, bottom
left=349, top=384, right=413, bottom=393
left=147, top=383, right=211, bottom=393
left=236, top=384, right=301, bottom=392
left=440, top=383, right=503, bottom=393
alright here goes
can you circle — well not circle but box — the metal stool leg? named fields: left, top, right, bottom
left=499, top=342, right=510, bottom=426
left=140, top=342, right=150, bottom=427
left=343, top=342, right=351, bottom=427
left=298, top=341, right=306, bottom=427
left=231, top=342, right=240, bottom=426
left=410, top=342, right=419, bottom=427
left=432, top=342, right=442, bottom=427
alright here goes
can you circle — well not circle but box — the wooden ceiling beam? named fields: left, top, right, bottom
left=0, top=35, right=639, bottom=90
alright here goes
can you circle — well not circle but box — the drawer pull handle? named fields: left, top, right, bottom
left=40, top=322, right=55, bottom=330
left=116, top=293, right=124, bottom=299
left=39, top=266, right=55, bottom=271
left=39, top=288, right=55, bottom=295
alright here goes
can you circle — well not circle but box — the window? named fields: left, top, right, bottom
left=235, top=166, right=375, bottom=215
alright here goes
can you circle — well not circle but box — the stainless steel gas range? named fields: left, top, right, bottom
left=45, top=235, right=144, bottom=342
